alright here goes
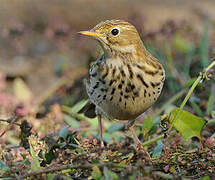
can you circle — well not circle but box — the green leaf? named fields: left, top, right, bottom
left=152, top=140, right=163, bottom=158
left=199, top=22, right=209, bottom=68
left=71, top=99, right=89, bottom=113
left=21, top=154, right=31, bottom=166
left=0, top=160, right=9, bottom=173
left=107, top=123, right=123, bottom=133
left=142, top=116, right=154, bottom=137
left=29, top=139, right=41, bottom=171
left=91, top=166, right=102, bottom=180
left=59, top=126, right=71, bottom=140
left=211, top=111, right=215, bottom=118
left=64, top=114, right=80, bottom=128
left=47, top=173, right=56, bottom=180
left=13, top=78, right=32, bottom=102
left=169, top=108, right=206, bottom=140
left=103, top=166, right=118, bottom=180
left=199, top=176, right=211, bottom=180
left=206, top=94, right=214, bottom=115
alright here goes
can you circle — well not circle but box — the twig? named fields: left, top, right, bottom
left=0, top=117, right=20, bottom=126
left=21, top=162, right=126, bottom=178
left=0, top=116, right=19, bottom=137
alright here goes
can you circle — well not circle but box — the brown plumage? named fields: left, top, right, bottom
left=78, top=20, right=165, bottom=148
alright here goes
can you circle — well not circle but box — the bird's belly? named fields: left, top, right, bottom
left=100, top=93, right=155, bottom=120
left=87, top=80, right=161, bottom=120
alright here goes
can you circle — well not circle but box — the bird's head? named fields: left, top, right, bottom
left=79, top=20, right=145, bottom=58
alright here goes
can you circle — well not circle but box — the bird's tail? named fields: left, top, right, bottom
left=77, top=101, right=96, bottom=118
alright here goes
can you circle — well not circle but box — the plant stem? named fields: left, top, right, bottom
left=143, top=60, right=215, bottom=147
left=142, top=131, right=177, bottom=147
left=168, top=60, right=215, bottom=131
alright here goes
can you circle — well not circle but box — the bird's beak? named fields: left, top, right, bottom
left=78, top=30, right=103, bottom=38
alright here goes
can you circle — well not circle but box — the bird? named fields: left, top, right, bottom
left=78, top=20, right=165, bottom=148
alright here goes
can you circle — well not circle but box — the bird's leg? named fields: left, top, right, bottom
left=128, top=123, right=152, bottom=161
left=98, top=114, right=104, bottom=147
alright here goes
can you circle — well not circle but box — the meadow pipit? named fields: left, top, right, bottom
left=78, top=20, right=165, bottom=148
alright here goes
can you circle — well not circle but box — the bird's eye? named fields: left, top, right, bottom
left=111, top=28, right=119, bottom=36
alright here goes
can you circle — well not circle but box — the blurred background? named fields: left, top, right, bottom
left=0, top=0, right=215, bottom=145
left=0, top=0, right=215, bottom=95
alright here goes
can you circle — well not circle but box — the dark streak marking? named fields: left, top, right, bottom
left=148, top=93, right=151, bottom=97
left=151, top=81, right=161, bottom=88
left=120, top=91, right=123, bottom=96
left=153, top=91, right=155, bottom=95
left=111, top=88, right=116, bottom=95
left=144, top=89, right=147, bottom=97
left=102, top=66, right=109, bottom=79
left=124, top=101, right=127, bottom=108
left=121, top=80, right=125, bottom=84
left=131, top=84, right=135, bottom=90
left=132, top=96, right=135, bottom=101
left=154, top=98, right=156, bottom=101
left=119, top=97, right=122, bottom=102
left=150, top=82, right=155, bottom=88
left=91, top=72, right=97, bottom=77
left=124, top=95, right=129, bottom=99
left=136, top=64, right=159, bottom=76
left=112, top=67, right=116, bottom=77
left=120, top=68, right=126, bottom=77
left=136, top=74, right=149, bottom=88
left=151, top=61, right=158, bottom=69
left=90, top=90, right=94, bottom=95
left=93, top=82, right=99, bottom=89
left=158, top=64, right=162, bottom=70
left=109, top=79, right=116, bottom=86
left=110, top=96, right=113, bottom=101
left=97, top=94, right=101, bottom=98
left=133, top=91, right=139, bottom=97
left=156, top=82, right=161, bottom=86
left=127, top=64, right=133, bottom=79
left=125, top=87, right=130, bottom=93
left=101, top=88, right=107, bottom=92
left=99, top=78, right=106, bottom=85
left=118, top=84, right=122, bottom=89
left=103, top=95, right=106, bottom=100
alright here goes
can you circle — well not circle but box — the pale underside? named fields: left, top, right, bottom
left=85, top=54, right=165, bottom=120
